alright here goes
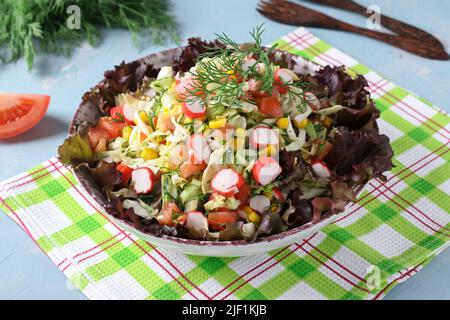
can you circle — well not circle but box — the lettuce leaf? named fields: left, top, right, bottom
left=90, top=161, right=122, bottom=189
left=58, top=134, right=94, bottom=165
left=308, top=66, right=380, bottom=130
left=325, top=127, right=394, bottom=182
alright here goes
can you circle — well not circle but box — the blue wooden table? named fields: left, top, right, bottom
left=0, top=0, right=449, bottom=299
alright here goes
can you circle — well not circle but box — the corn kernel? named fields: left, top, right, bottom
left=141, top=147, right=159, bottom=160
left=122, top=126, right=132, bottom=140
left=276, top=117, right=289, bottom=129
left=171, top=103, right=182, bottom=116
left=247, top=211, right=261, bottom=224
left=136, top=111, right=149, bottom=124
left=208, top=118, right=227, bottom=129
left=294, top=118, right=308, bottom=129
left=234, top=127, right=246, bottom=138
left=263, top=191, right=273, bottom=199
left=234, top=137, right=245, bottom=150
left=243, top=206, right=254, bottom=215
left=322, top=116, right=333, bottom=128
left=226, top=69, right=235, bottom=75
left=259, top=144, right=276, bottom=157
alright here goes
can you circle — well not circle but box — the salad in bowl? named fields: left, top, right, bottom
left=58, top=27, right=393, bottom=255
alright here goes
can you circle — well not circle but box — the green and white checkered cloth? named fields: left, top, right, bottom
left=1, top=28, right=449, bottom=300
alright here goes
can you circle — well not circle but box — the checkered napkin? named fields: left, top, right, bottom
left=1, top=28, right=449, bottom=300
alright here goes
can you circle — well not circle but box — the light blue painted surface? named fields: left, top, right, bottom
left=0, top=0, right=448, bottom=300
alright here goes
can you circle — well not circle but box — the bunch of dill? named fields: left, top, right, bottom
left=0, top=0, right=179, bottom=70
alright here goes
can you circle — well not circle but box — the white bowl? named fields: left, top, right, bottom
left=70, top=46, right=341, bottom=257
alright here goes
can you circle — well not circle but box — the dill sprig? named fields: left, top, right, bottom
left=185, top=25, right=308, bottom=111
left=0, top=0, right=179, bottom=70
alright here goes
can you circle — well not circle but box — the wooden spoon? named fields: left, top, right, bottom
left=257, top=0, right=450, bottom=60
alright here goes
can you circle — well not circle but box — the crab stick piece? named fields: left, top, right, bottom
left=252, top=156, right=282, bottom=186
left=182, top=99, right=207, bottom=119
left=131, top=167, right=155, bottom=194
left=211, top=168, right=245, bottom=197
left=311, top=161, right=331, bottom=178
left=249, top=126, right=279, bottom=149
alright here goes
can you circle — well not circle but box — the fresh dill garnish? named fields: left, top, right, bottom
left=0, top=0, right=179, bottom=70
left=184, top=24, right=308, bottom=114
left=112, top=112, right=125, bottom=123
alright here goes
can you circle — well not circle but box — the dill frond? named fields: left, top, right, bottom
left=0, top=0, right=179, bottom=70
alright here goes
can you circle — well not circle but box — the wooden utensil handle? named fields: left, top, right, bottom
left=305, top=0, right=444, bottom=47
left=258, top=0, right=449, bottom=60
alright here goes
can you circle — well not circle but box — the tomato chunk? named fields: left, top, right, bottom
left=235, top=183, right=251, bottom=209
left=157, top=202, right=186, bottom=226
left=0, top=93, right=50, bottom=140
left=258, top=96, right=283, bottom=118
left=109, top=105, right=127, bottom=123
left=116, top=163, right=133, bottom=186
left=97, top=117, right=125, bottom=139
left=208, top=210, right=238, bottom=231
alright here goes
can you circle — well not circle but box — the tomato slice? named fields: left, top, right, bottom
left=97, top=117, right=125, bottom=139
left=116, top=163, right=133, bottom=186
left=258, top=96, right=283, bottom=118
left=157, top=202, right=186, bottom=226
left=208, top=210, right=238, bottom=231
left=0, top=93, right=50, bottom=139
left=235, top=183, right=251, bottom=209
left=109, top=105, right=126, bottom=122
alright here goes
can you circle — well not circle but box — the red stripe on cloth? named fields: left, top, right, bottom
left=78, top=233, right=128, bottom=264
left=1, top=164, right=63, bottom=193
left=304, top=240, right=366, bottom=283
left=368, top=79, right=389, bottom=91
left=378, top=181, right=450, bottom=232
left=209, top=244, right=293, bottom=299
left=370, top=83, right=450, bottom=137
left=61, top=233, right=128, bottom=273
left=61, top=262, right=72, bottom=273
left=286, top=32, right=450, bottom=140
left=219, top=234, right=317, bottom=300
left=297, top=245, right=370, bottom=293
left=334, top=144, right=450, bottom=224
left=73, top=231, right=125, bottom=260
left=48, top=160, right=205, bottom=300
left=57, top=258, right=68, bottom=268
left=373, top=262, right=423, bottom=300
left=277, top=32, right=315, bottom=51
left=369, top=182, right=450, bottom=237
left=371, top=79, right=450, bottom=141
left=285, top=33, right=338, bottom=67
left=348, top=142, right=450, bottom=210
left=0, top=163, right=54, bottom=188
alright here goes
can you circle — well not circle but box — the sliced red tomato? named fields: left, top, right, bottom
left=157, top=202, right=186, bottom=226
left=116, top=163, right=133, bottom=186
left=208, top=210, right=238, bottom=231
left=109, top=105, right=126, bottom=122
left=0, top=93, right=50, bottom=140
left=235, top=183, right=251, bottom=209
left=97, top=117, right=125, bottom=139
left=258, top=96, right=283, bottom=118
left=180, top=162, right=207, bottom=179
